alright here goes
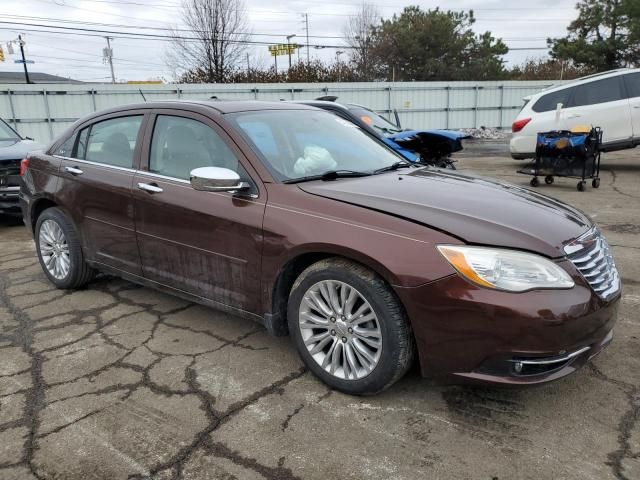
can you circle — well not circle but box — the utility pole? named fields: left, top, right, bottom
left=286, top=34, right=296, bottom=69
left=18, top=35, right=30, bottom=84
left=336, top=50, right=344, bottom=82
left=246, top=53, right=250, bottom=82
left=304, top=13, right=310, bottom=63
left=104, top=37, right=115, bottom=84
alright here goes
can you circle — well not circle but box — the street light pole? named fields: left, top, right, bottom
left=336, top=50, right=344, bottom=82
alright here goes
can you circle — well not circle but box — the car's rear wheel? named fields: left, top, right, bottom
left=35, top=207, right=95, bottom=289
left=287, top=258, right=414, bottom=395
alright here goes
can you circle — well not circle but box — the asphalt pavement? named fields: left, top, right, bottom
left=0, top=143, right=638, bottom=480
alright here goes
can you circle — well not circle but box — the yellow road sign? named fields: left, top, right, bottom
left=268, top=44, right=298, bottom=57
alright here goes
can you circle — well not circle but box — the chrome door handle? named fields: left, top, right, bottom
left=64, top=166, right=84, bottom=176
left=567, top=114, right=582, bottom=119
left=137, top=182, right=163, bottom=194
left=633, top=105, right=640, bottom=109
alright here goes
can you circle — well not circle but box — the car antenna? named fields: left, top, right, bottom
left=139, top=89, right=147, bottom=102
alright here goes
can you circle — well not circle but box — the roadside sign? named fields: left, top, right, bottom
left=268, top=44, right=298, bottom=57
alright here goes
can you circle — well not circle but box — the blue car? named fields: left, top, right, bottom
left=296, top=97, right=469, bottom=169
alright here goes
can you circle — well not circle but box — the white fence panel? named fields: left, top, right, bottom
left=0, top=80, right=559, bottom=142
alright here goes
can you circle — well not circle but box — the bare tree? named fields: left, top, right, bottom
left=167, top=0, right=250, bottom=83
left=343, top=3, right=380, bottom=80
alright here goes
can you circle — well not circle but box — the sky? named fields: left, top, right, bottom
left=0, top=0, right=580, bottom=83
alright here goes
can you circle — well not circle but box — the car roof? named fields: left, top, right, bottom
left=92, top=99, right=319, bottom=116
left=529, top=67, right=640, bottom=100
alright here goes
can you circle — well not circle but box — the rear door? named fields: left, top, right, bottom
left=623, top=72, right=640, bottom=141
left=55, top=111, right=147, bottom=275
left=133, top=110, right=266, bottom=314
left=562, top=76, right=632, bottom=144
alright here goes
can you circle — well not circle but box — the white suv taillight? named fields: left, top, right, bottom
left=512, top=118, right=532, bottom=133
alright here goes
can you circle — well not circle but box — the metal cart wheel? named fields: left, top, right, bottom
left=592, top=178, right=600, bottom=188
left=530, top=177, right=540, bottom=187
left=577, top=181, right=586, bottom=192
left=544, top=175, right=554, bottom=185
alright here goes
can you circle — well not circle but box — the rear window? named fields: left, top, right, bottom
left=532, top=88, right=573, bottom=113
left=572, top=77, right=624, bottom=107
left=624, top=72, right=640, bottom=99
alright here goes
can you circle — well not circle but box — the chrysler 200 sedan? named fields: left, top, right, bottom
left=20, top=101, right=620, bottom=395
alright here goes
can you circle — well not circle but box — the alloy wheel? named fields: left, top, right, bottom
left=38, top=219, right=71, bottom=280
left=298, top=280, right=382, bottom=380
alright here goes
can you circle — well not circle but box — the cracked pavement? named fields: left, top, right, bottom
left=0, top=145, right=639, bottom=480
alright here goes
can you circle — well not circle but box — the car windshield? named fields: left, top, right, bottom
left=228, top=109, right=407, bottom=182
left=0, top=119, right=20, bottom=141
left=346, top=106, right=401, bottom=135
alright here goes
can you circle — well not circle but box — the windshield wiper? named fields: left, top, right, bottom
left=373, top=161, right=413, bottom=174
left=283, top=170, right=372, bottom=184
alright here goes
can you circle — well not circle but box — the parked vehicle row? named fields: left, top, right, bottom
left=20, top=100, right=620, bottom=395
left=511, top=68, right=640, bottom=159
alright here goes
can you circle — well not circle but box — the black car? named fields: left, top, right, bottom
left=1, top=119, right=41, bottom=217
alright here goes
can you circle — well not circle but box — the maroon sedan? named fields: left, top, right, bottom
left=19, top=101, right=620, bottom=395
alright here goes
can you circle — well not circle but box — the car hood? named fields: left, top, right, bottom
left=298, top=168, right=592, bottom=258
left=387, top=129, right=469, bottom=155
left=0, top=139, right=43, bottom=161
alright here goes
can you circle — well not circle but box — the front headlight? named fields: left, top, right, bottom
left=437, top=245, right=575, bottom=292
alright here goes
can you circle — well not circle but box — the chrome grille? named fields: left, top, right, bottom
left=564, top=228, right=620, bottom=300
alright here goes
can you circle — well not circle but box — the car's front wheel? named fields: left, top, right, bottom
left=288, top=258, right=415, bottom=395
left=35, top=207, right=95, bottom=289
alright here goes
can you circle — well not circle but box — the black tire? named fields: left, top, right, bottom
left=592, top=178, right=600, bottom=188
left=530, top=177, right=540, bottom=187
left=35, top=207, right=96, bottom=289
left=545, top=175, right=554, bottom=185
left=577, top=181, right=585, bottom=192
left=287, top=257, right=415, bottom=395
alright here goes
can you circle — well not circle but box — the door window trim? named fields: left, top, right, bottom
left=140, top=109, right=264, bottom=198
left=51, top=155, right=137, bottom=173
left=49, top=109, right=150, bottom=169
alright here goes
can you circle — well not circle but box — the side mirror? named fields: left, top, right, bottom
left=190, top=167, right=249, bottom=193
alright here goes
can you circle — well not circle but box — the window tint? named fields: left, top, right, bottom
left=149, top=115, right=239, bottom=180
left=572, top=77, right=624, bottom=107
left=532, top=88, right=573, bottom=113
left=54, top=135, right=76, bottom=157
left=81, top=116, right=143, bottom=168
left=624, top=72, right=640, bottom=99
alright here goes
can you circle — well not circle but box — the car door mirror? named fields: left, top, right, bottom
left=190, top=167, right=249, bottom=193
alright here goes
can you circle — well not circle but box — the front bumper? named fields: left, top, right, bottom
left=0, top=186, right=21, bottom=216
left=394, top=272, right=619, bottom=386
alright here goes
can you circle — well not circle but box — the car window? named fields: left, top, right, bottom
left=347, top=105, right=401, bottom=134
left=80, top=116, right=143, bottom=168
left=0, top=119, right=20, bottom=141
left=624, top=72, right=640, bottom=99
left=54, top=135, right=77, bottom=157
left=571, top=77, right=624, bottom=107
left=532, top=88, right=573, bottom=113
left=149, top=115, right=239, bottom=180
left=229, top=109, right=405, bottom=182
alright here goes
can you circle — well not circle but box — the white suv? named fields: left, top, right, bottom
left=510, top=69, right=640, bottom=159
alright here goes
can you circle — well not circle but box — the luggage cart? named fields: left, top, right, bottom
left=518, top=127, right=602, bottom=191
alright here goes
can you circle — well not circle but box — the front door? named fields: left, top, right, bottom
left=55, top=112, right=147, bottom=275
left=133, top=111, right=265, bottom=314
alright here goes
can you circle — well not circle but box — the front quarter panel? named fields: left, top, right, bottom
left=261, top=183, right=460, bottom=312
left=20, top=152, right=62, bottom=231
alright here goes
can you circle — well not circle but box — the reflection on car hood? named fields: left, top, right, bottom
left=0, top=139, right=43, bottom=161
left=298, top=168, right=592, bottom=257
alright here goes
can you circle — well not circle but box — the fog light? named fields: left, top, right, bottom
left=514, top=362, right=523, bottom=374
